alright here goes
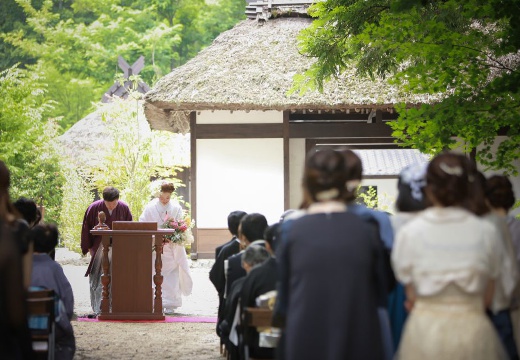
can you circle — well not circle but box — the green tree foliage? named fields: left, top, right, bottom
left=0, top=64, right=65, bottom=223
left=89, top=92, right=154, bottom=219
left=297, top=0, right=520, bottom=174
left=59, top=165, right=93, bottom=253
left=1, top=0, right=246, bottom=131
left=199, top=0, right=247, bottom=51
left=2, top=0, right=183, bottom=130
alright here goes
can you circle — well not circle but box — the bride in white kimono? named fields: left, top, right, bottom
left=139, top=182, right=193, bottom=313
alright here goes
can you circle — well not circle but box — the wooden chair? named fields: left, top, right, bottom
left=27, top=289, right=56, bottom=360
left=242, top=307, right=277, bottom=360
left=243, top=307, right=273, bottom=328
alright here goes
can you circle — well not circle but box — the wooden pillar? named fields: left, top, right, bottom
left=283, top=110, right=290, bottom=210
left=190, top=111, right=198, bottom=259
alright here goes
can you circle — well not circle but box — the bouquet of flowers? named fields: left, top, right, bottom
left=161, top=215, right=195, bottom=245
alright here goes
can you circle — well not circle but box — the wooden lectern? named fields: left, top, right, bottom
left=91, top=221, right=174, bottom=320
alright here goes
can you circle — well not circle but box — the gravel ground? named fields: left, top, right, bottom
left=56, top=248, right=222, bottom=359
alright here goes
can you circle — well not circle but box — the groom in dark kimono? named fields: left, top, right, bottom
left=80, top=186, right=133, bottom=314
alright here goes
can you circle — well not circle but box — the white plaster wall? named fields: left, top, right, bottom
left=196, top=138, right=284, bottom=227
left=289, top=138, right=306, bottom=209
left=197, top=110, right=283, bottom=124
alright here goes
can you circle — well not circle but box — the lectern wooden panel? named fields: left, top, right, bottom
left=91, top=222, right=173, bottom=320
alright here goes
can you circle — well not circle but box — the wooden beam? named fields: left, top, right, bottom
left=289, top=112, right=399, bottom=121
left=195, top=123, right=283, bottom=139
left=290, top=122, right=393, bottom=138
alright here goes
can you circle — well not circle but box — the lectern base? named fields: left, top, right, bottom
left=98, top=313, right=165, bottom=321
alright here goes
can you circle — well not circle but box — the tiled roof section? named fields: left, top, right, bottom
left=353, top=149, right=430, bottom=177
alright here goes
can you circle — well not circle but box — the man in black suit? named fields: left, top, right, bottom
left=224, top=213, right=268, bottom=301
left=239, top=223, right=280, bottom=359
left=209, top=211, right=247, bottom=340
left=220, top=245, right=271, bottom=360
left=209, top=210, right=247, bottom=294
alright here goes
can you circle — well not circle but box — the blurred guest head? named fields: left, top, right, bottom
left=13, top=198, right=40, bottom=228
left=242, top=245, right=270, bottom=273
left=485, top=175, right=516, bottom=212
left=263, top=223, right=280, bottom=254
left=465, top=167, right=490, bottom=216
left=340, top=149, right=364, bottom=203
left=240, top=213, right=268, bottom=245
left=31, top=224, right=59, bottom=254
left=303, top=149, right=350, bottom=204
left=425, top=152, right=470, bottom=207
left=228, top=210, right=247, bottom=236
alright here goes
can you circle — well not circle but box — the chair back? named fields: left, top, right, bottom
left=27, top=288, right=55, bottom=360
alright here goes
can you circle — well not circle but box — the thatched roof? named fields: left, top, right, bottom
left=144, top=17, right=435, bottom=133
left=59, top=108, right=190, bottom=169
left=59, top=111, right=115, bottom=169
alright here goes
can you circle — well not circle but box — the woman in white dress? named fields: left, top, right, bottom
left=139, top=182, right=193, bottom=313
left=392, top=152, right=507, bottom=359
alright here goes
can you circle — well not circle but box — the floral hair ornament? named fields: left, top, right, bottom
left=439, top=162, right=463, bottom=176
left=400, top=163, right=427, bottom=201
left=345, top=180, right=361, bottom=192
left=315, top=188, right=340, bottom=201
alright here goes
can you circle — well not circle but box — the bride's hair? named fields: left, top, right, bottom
left=160, top=182, right=175, bottom=193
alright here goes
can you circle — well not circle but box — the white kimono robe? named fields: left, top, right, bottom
left=139, top=198, right=193, bottom=311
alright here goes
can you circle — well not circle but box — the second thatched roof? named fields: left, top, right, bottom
left=144, top=17, right=435, bottom=133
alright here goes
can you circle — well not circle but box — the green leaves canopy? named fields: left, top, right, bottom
left=0, top=64, right=64, bottom=222
left=298, top=0, right=520, bottom=174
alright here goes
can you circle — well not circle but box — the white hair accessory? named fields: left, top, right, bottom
left=400, top=163, right=427, bottom=201
left=315, top=188, right=340, bottom=201
left=439, top=162, right=463, bottom=176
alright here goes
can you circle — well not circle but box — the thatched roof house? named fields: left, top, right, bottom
left=59, top=108, right=190, bottom=170
left=144, top=17, right=436, bottom=133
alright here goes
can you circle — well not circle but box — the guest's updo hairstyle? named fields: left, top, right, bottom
left=31, top=224, right=59, bottom=253
left=340, top=149, right=364, bottom=202
left=303, top=149, right=349, bottom=203
left=465, top=168, right=490, bottom=216
left=160, top=182, right=175, bottom=194
left=425, top=152, right=470, bottom=207
left=485, top=175, right=515, bottom=211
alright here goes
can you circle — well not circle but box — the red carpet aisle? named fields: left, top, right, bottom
left=77, top=316, right=217, bottom=323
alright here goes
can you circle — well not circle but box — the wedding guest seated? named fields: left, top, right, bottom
left=220, top=245, right=271, bottom=360
left=30, top=224, right=75, bottom=360
left=0, top=161, right=33, bottom=358
left=14, top=197, right=44, bottom=283
left=224, top=213, right=268, bottom=301
left=210, top=210, right=247, bottom=338
left=239, top=223, right=280, bottom=359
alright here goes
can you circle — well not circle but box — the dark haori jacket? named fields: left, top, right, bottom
left=80, top=200, right=132, bottom=276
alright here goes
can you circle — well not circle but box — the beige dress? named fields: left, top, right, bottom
left=392, top=207, right=507, bottom=360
